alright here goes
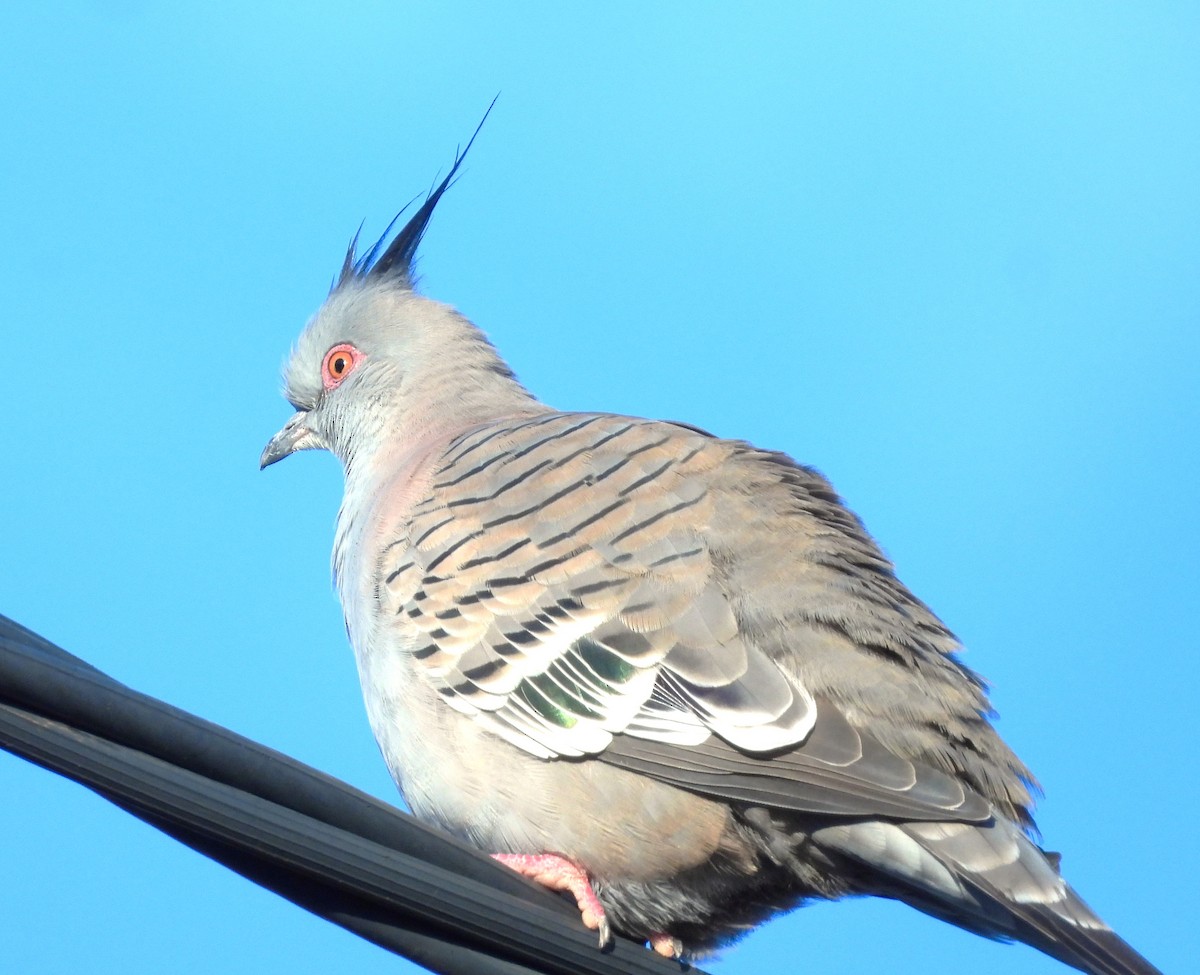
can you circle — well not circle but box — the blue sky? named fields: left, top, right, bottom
left=2, top=3, right=1194, bottom=973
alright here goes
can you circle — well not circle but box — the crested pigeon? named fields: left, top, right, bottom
left=261, top=125, right=1161, bottom=975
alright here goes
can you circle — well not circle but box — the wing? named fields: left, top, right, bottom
left=379, top=411, right=1006, bottom=824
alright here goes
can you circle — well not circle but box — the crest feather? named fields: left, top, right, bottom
left=335, top=97, right=497, bottom=292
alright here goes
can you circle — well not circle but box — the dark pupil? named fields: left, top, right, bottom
left=333, top=356, right=346, bottom=374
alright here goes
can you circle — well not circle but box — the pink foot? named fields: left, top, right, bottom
left=649, top=932, right=683, bottom=958
left=492, top=853, right=612, bottom=948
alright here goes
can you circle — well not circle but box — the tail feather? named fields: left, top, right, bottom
left=812, top=817, right=1160, bottom=975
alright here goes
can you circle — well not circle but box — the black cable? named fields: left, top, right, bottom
left=0, top=614, right=696, bottom=975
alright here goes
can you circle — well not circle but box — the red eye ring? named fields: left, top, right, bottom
left=322, top=343, right=360, bottom=390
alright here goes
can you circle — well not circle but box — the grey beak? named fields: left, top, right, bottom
left=260, top=412, right=318, bottom=469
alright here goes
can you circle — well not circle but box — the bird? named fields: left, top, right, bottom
left=260, top=120, right=1161, bottom=975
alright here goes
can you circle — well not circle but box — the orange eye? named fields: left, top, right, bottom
left=322, top=343, right=360, bottom=390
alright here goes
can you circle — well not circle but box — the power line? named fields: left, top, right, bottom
left=0, top=614, right=696, bottom=975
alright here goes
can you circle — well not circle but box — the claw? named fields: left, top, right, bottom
left=649, top=932, right=683, bottom=958
left=492, top=852, right=613, bottom=948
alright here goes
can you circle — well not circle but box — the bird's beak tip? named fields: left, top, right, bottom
left=260, top=413, right=314, bottom=470
left=258, top=445, right=283, bottom=470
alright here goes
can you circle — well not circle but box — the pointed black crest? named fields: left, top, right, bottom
left=334, top=98, right=497, bottom=292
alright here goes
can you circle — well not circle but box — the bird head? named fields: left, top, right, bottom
left=261, top=103, right=532, bottom=473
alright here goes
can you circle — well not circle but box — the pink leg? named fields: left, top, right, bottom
left=492, top=853, right=612, bottom=947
